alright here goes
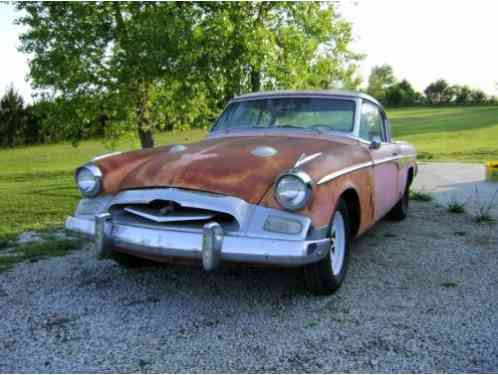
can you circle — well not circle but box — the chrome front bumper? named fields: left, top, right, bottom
left=65, top=215, right=330, bottom=268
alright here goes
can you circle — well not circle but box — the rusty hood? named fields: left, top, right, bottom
left=96, top=134, right=367, bottom=204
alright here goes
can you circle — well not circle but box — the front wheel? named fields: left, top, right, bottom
left=304, top=199, right=351, bottom=295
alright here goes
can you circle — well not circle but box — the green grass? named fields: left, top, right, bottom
left=388, top=105, right=498, bottom=162
left=410, top=190, right=433, bottom=201
left=447, top=202, right=466, bottom=214
left=0, top=238, right=84, bottom=273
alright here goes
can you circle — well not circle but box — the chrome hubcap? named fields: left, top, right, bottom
left=330, top=211, right=346, bottom=276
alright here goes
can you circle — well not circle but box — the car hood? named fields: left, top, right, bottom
left=96, top=134, right=364, bottom=204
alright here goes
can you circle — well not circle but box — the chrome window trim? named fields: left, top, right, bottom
left=209, top=95, right=358, bottom=135
left=357, top=99, right=389, bottom=143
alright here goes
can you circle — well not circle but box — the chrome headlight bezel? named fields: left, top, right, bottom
left=275, top=171, right=314, bottom=211
left=75, top=163, right=103, bottom=197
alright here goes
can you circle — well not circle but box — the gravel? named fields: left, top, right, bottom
left=1, top=201, right=497, bottom=373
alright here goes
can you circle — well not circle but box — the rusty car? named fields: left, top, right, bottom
left=65, top=90, right=417, bottom=294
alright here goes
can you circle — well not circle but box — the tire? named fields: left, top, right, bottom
left=304, top=199, right=352, bottom=295
left=108, top=249, right=154, bottom=268
left=388, top=184, right=409, bottom=221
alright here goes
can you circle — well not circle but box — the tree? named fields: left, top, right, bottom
left=16, top=2, right=362, bottom=148
left=16, top=2, right=203, bottom=148
left=453, top=85, right=472, bottom=104
left=385, top=79, right=420, bottom=106
left=0, top=86, right=26, bottom=147
left=190, top=3, right=362, bottom=105
left=469, top=89, right=487, bottom=104
left=366, top=64, right=396, bottom=103
left=424, top=79, right=454, bottom=104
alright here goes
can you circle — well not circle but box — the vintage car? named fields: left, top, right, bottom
left=65, top=90, right=417, bottom=294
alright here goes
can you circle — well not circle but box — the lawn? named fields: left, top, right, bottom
left=0, top=105, right=497, bottom=242
left=388, top=105, right=498, bottom=162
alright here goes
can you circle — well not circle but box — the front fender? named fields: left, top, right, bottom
left=259, top=168, right=375, bottom=237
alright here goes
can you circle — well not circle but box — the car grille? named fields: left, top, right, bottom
left=110, top=199, right=240, bottom=233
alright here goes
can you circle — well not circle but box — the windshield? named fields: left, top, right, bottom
left=212, top=97, right=355, bottom=133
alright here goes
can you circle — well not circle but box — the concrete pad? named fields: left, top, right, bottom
left=412, top=162, right=498, bottom=217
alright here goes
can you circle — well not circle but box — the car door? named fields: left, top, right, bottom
left=359, top=100, right=401, bottom=221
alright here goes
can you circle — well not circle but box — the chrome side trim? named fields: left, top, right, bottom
left=374, top=153, right=417, bottom=166
left=317, top=161, right=373, bottom=185
left=317, top=154, right=417, bottom=185
left=294, top=152, right=322, bottom=168
left=92, top=151, right=122, bottom=161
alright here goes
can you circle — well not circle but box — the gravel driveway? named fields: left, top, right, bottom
left=1, top=201, right=497, bottom=373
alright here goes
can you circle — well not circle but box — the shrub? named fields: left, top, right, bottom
left=410, top=190, right=433, bottom=201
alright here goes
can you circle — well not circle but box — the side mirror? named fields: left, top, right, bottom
left=370, top=136, right=382, bottom=150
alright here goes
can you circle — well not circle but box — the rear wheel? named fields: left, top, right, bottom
left=388, top=180, right=410, bottom=221
left=304, top=199, right=351, bottom=295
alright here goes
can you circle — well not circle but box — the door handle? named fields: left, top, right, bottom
left=392, top=152, right=399, bottom=156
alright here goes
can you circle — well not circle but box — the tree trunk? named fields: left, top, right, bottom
left=138, top=126, right=154, bottom=149
left=136, top=82, right=154, bottom=149
left=250, top=67, right=261, bottom=92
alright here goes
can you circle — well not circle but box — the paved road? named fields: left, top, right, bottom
left=413, top=162, right=498, bottom=217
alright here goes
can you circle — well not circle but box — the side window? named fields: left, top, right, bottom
left=359, top=102, right=384, bottom=141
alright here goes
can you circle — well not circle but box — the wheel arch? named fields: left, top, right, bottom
left=407, top=166, right=414, bottom=189
left=338, top=187, right=361, bottom=239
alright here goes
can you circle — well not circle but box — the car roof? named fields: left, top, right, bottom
left=231, top=89, right=383, bottom=109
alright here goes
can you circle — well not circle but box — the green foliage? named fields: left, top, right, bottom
left=366, top=65, right=425, bottom=106
left=447, top=201, right=466, bottom=214
left=473, top=188, right=497, bottom=223
left=367, top=64, right=396, bottom=103
left=385, top=80, right=423, bottom=106
left=0, top=86, right=26, bottom=147
left=453, top=85, right=472, bottom=105
left=15, top=2, right=362, bottom=149
left=409, top=190, right=433, bottom=202
left=0, top=238, right=83, bottom=273
left=424, top=79, right=454, bottom=104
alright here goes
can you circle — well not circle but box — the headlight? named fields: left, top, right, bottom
left=275, top=171, right=313, bottom=210
left=75, top=164, right=102, bottom=197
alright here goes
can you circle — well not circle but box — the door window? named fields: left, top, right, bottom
left=359, top=102, right=384, bottom=141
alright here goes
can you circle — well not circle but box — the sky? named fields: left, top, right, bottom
left=1, top=0, right=497, bottom=101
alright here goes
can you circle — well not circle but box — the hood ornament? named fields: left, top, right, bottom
left=250, top=146, right=278, bottom=157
